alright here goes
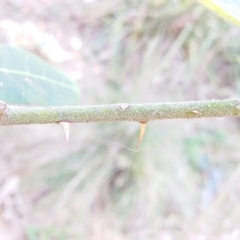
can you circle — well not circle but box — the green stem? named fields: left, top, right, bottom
left=1, top=99, right=240, bottom=125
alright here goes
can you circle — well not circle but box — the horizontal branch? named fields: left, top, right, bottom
left=0, top=99, right=240, bottom=125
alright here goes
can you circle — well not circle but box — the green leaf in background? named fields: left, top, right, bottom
left=0, top=45, right=80, bottom=106
left=199, top=0, right=240, bottom=26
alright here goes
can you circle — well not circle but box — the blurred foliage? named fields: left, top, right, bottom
left=75, top=0, right=240, bottom=103
left=1, top=0, right=240, bottom=239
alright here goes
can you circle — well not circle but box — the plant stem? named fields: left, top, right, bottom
left=1, top=99, right=240, bottom=125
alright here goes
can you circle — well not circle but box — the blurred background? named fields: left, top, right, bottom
left=1, top=0, right=240, bottom=239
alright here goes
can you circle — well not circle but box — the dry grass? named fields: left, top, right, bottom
left=1, top=0, right=240, bottom=239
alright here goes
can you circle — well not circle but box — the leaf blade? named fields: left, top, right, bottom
left=0, top=45, right=80, bottom=106
left=199, top=0, right=240, bottom=26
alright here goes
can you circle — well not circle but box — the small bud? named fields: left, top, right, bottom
left=0, top=101, right=8, bottom=115
left=119, top=104, right=130, bottom=111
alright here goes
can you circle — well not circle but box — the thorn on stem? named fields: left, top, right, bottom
left=59, top=122, right=70, bottom=145
left=190, top=110, right=201, bottom=115
left=136, top=122, right=147, bottom=152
